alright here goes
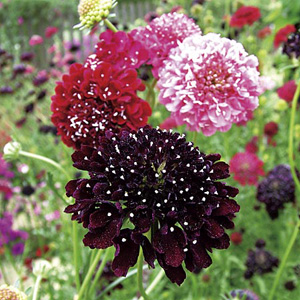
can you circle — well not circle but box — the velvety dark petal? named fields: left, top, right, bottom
left=83, top=218, right=122, bottom=249
left=130, top=207, right=154, bottom=233
left=204, top=219, right=225, bottom=239
left=188, top=240, right=212, bottom=269
left=212, top=199, right=240, bottom=216
left=153, top=225, right=186, bottom=268
left=112, top=229, right=140, bottom=277
left=65, top=179, right=80, bottom=197
left=210, top=161, right=230, bottom=179
left=205, top=233, right=230, bottom=250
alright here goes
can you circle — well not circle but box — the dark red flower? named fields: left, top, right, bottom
left=264, top=122, right=278, bottom=138
left=257, top=164, right=296, bottom=219
left=230, top=232, right=243, bottom=245
left=245, top=136, right=258, bottom=153
left=257, top=26, right=272, bottom=39
left=51, top=63, right=151, bottom=149
left=277, top=80, right=297, bottom=103
left=230, top=6, right=261, bottom=28
left=283, top=24, right=300, bottom=58
left=274, top=24, right=296, bottom=48
left=65, top=126, right=239, bottom=285
left=85, top=30, right=149, bottom=71
left=244, top=240, right=279, bottom=279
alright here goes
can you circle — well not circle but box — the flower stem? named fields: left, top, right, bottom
left=268, top=79, right=300, bottom=300
left=288, top=79, right=300, bottom=193
left=104, top=19, right=118, bottom=32
left=77, top=249, right=103, bottom=300
left=88, top=247, right=112, bottom=298
left=268, top=218, right=300, bottom=300
left=73, top=222, right=81, bottom=292
left=32, top=275, right=42, bottom=300
left=137, top=249, right=150, bottom=300
left=19, top=150, right=71, bottom=181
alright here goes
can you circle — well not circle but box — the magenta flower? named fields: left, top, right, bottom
left=130, top=12, right=201, bottom=78
left=45, top=26, right=59, bottom=38
left=230, top=151, right=265, bottom=186
left=29, top=35, right=44, bottom=46
left=158, top=33, right=261, bottom=136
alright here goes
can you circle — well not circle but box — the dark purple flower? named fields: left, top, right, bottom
left=20, top=52, right=35, bottom=62
left=0, top=48, right=6, bottom=56
left=244, top=240, right=279, bottom=279
left=65, top=126, right=239, bottom=285
left=285, top=281, right=296, bottom=291
left=21, top=185, right=35, bottom=196
left=0, top=86, right=13, bottom=95
left=37, top=89, right=47, bottom=100
left=283, top=24, right=300, bottom=58
left=228, top=289, right=259, bottom=300
left=257, top=164, right=296, bottom=219
left=33, top=71, right=48, bottom=86
left=39, top=125, right=57, bottom=136
left=12, top=242, right=25, bottom=256
left=12, top=64, right=26, bottom=78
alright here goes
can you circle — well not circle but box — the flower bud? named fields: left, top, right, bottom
left=76, top=0, right=117, bottom=30
left=274, top=99, right=288, bottom=111
left=33, top=259, right=52, bottom=278
left=3, top=141, right=21, bottom=161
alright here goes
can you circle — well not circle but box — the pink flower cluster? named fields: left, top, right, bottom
left=130, top=12, right=201, bottom=78
left=158, top=33, right=261, bottom=135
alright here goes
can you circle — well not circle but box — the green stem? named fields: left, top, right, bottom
left=0, top=263, right=9, bottom=284
left=32, top=275, right=42, bottom=300
left=192, top=131, right=198, bottom=145
left=288, top=80, right=300, bottom=193
left=146, top=79, right=158, bottom=109
left=268, top=218, right=300, bottom=300
left=139, top=268, right=164, bottom=300
left=73, top=222, right=81, bottom=292
left=137, top=249, right=150, bottom=300
left=104, top=19, right=118, bottom=32
left=89, top=248, right=112, bottom=297
left=19, top=150, right=71, bottom=181
left=268, top=79, right=300, bottom=300
left=77, top=249, right=103, bottom=300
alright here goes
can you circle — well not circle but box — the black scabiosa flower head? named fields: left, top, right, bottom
left=257, top=164, right=296, bottom=219
left=65, top=126, right=239, bottom=285
left=283, top=24, right=300, bottom=59
left=244, top=240, right=279, bottom=279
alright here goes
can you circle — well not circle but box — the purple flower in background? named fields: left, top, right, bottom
left=20, top=52, right=34, bottom=62
left=33, top=70, right=48, bottom=86
left=0, top=86, right=13, bottom=95
left=12, top=242, right=25, bottom=256
left=228, top=289, right=259, bottom=300
left=0, top=154, right=14, bottom=200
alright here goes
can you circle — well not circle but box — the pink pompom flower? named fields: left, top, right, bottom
left=158, top=33, right=261, bottom=136
left=130, top=12, right=201, bottom=78
left=29, top=35, right=44, bottom=46
left=230, top=151, right=265, bottom=186
left=277, top=80, right=297, bottom=103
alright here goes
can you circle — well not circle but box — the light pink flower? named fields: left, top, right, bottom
left=29, top=35, right=44, bottom=46
left=45, top=210, right=60, bottom=222
left=159, top=116, right=179, bottom=130
left=18, top=17, right=24, bottom=25
left=157, top=33, right=261, bottom=135
left=129, top=12, right=201, bottom=78
left=258, top=76, right=276, bottom=94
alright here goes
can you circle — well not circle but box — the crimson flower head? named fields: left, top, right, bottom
left=51, top=63, right=151, bottom=149
left=264, top=122, right=278, bottom=139
left=230, top=151, right=265, bottom=186
left=85, top=30, right=149, bottom=71
left=230, top=6, right=261, bottom=28
left=257, top=26, right=272, bottom=39
left=257, top=165, right=296, bottom=219
left=129, top=12, right=202, bottom=78
left=45, top=26, right=59, bottom=38
left=274, top=24, right=296, bottom=48
left=65, top=126, right=239, bottom=285
left=277, top=80, right=298, bottom=103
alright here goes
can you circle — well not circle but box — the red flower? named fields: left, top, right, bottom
left=51, top=63, right=151, bottom=149
left=264, top=122, right=278, bottom=138
left=245, top=136, right=258, bottom=153
left=257, top=26, right=272, bottom=39
left=45, top=26, right=58, bottom=38
left=230, top=6, right=261, bottom=28
left=277, top=80, right=297, bottom=103
left=85, top=30, right=149, bottom=70
left=274, top=24, right=296, bottom=48
left=230, top=152, right=265, bottom=186
left=230, top=232, right=243, bottom=245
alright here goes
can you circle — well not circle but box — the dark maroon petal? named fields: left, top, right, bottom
left=130, top=207, right=154, bottom=233
left=157, top=254, right=186, bottom=286
left=204, top=219, right=225, bottom=238
left=210, top=161, right=230, bottom=179
left=212, top=199, right=240, bottom=216
left=89, top=202, right=122, bottom=229
left=153, top=225, right=186, bottom=268
left=83, top=218, right=122, bottom=249
left=65, top=179, right=80, bottom=197
left=112, top=229, right=140, bottom=277
left=188, top=240, right=212, bottom=269
left=205, top=233, right=230, bottom=250
left=205, top=153, right=221, bottom=162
